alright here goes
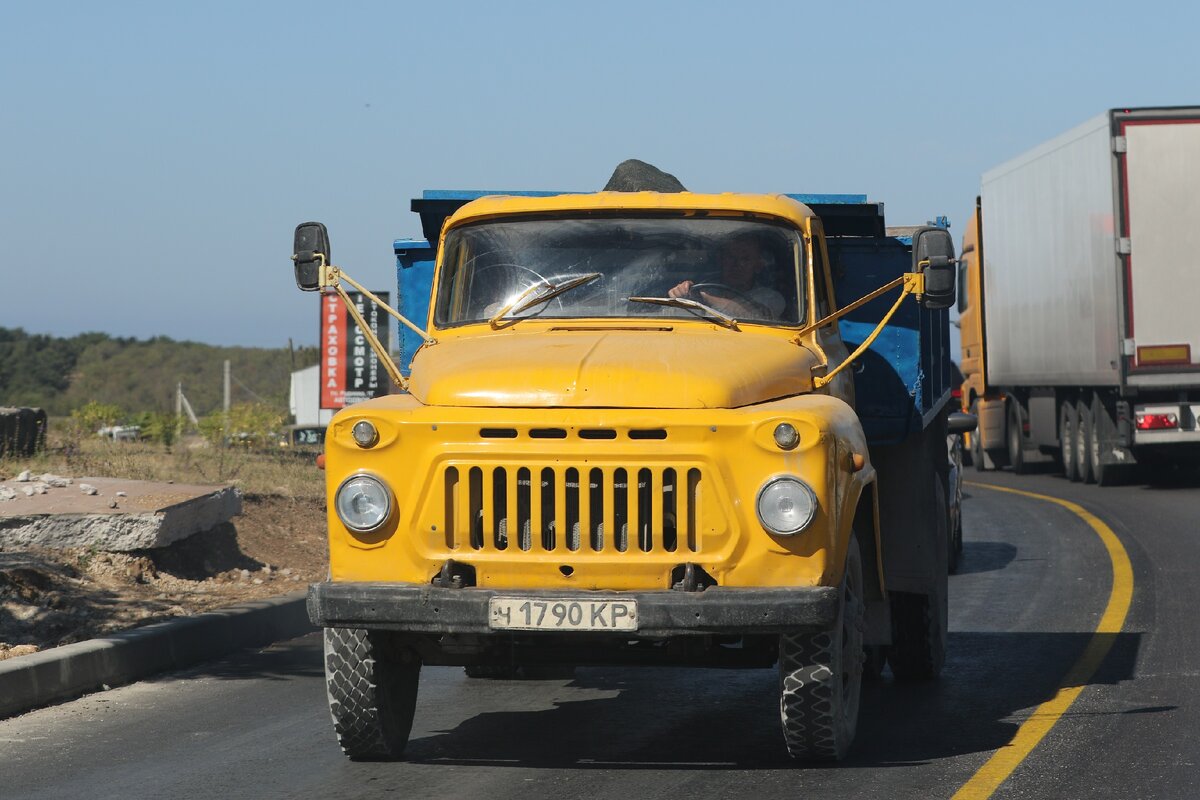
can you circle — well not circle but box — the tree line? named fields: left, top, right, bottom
left=0, top=327, right=318, bottom=417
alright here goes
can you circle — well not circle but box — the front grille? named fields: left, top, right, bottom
left=442, top=465, right=702, bottom=554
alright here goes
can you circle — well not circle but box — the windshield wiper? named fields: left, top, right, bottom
left=627, top=296, right=740, bottom=330
left=489, top=272, right=602, bottom=328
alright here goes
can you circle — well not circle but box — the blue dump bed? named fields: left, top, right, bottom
left=393, top=191, right=952, bottom=445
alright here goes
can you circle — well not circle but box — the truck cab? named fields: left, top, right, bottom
left=297, top=188, right=960, bottom=763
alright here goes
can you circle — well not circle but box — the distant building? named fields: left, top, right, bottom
left=289, top=365, right=334, bottom=428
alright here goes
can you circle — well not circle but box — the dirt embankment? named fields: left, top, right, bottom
left=0, top=494, right=327, bottom=659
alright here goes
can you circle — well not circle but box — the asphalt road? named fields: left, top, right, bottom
left=2, top=468, right=1197, bottom=799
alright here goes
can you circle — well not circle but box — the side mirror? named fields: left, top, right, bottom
left=912, top=227, right=956, bottom=310
left=293, top=222, right=331, bottom=292
left=947, top=411, right=978, bottom=434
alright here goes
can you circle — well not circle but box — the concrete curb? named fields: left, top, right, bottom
left=0, top=591, right=315, bottom=719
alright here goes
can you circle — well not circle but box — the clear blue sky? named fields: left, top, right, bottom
left=3, top=1, right=1196, bottom=348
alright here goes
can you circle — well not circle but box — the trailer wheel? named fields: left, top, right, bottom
left=1060, top=402, right=1080, bottom=482
left=324, top=627, right=421, bottom=761
left=779, top=536, right=864, bottom=761
left=1007, top=400, right=1029, bottom=474
left=1076, top=399, right=1096, bottom=484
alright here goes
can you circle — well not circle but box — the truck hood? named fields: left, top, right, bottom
left=407, top=329, right=815, bottom=409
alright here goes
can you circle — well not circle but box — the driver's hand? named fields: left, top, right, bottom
left=668, top=280, right=694, bottom=298
left=697, top=291, right=731, bottom=312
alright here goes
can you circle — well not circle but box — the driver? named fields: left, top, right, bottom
left=668, top=235, right=786, bottom=319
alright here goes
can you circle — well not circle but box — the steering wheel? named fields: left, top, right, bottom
left=687, top=282, right=755, bottom=305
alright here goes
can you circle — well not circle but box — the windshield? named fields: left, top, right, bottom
left=434, top=216, right=805, bottom=327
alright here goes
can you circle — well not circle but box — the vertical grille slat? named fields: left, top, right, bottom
left=600, top=467, right=615, bottom=553
left=554, top=465, right=568, bottom=554
left=662, top=468, right=677, bottom=552
left=518, top=467, right=534, bottom=552
left=687, top=468, right=701, bottom=552
left=528, top=467, right=544, bottom=553
left=640, top=468, right=655, bottom=552
left=474, top=467, right=489, bottom=551
left=507, top=468, right=522, bottom=551
left=580, top=465, right=595, bottom=554
left=450, top=463, right=701, bottom=555
left=492, top=467, right=507, bottom=550
left=462, top=467, right=477, bottom=550
left=678, top=468, right=692, bottom=554
left=612, top=468, right=628, bottom=553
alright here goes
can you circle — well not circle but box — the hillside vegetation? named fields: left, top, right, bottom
left=0, top=327, right=317, bottom=417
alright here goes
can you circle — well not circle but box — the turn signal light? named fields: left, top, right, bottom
left=1136, top=413, right=1178, bottom=430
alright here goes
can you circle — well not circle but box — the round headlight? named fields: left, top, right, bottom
left=773, top=422, right=800, bottom=450
left=351, top=420, right=379, bottom=448
left=335, top=474, right=392, bottom=532
left=756, top=476, right=817, bottom=536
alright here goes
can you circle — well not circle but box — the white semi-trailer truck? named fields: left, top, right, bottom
left=959, top=106, right=1200, bottom=484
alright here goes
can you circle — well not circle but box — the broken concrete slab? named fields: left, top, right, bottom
left=0, top=478, right=241, bottom=552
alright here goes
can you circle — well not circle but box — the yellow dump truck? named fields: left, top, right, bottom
left=292, top=179, right=967, bottom=762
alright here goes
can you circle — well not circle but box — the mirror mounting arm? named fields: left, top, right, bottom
left=811, top=272, right=923, bottom=390
left=330, top=281, right=409, bottom=393
left=330, top=264, right=436, bottom=348
left=290, top=251, right=436, bottom=394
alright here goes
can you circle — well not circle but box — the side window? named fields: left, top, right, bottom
left=810, top=237, right=832, bottom=321
left=957, top=258, right=968, bottom=314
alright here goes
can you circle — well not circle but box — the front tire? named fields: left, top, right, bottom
left=324, top=627, right=421, bottom=761
left=779, top=536, right=864, bottom=761
left=969, top=400, right=996, bottom=472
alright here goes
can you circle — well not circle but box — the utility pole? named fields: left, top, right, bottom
left=223, top=359, right=232, bottom=439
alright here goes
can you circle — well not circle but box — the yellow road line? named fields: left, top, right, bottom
left=951, top=482, right=1134, bottom=800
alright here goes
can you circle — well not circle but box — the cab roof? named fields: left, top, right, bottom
left=442, top=191, right=817, bottom=235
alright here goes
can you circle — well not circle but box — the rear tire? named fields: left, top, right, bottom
left=779, top=536, right=864, bottom=761
left=324, top=627, right=421, bottom=761
left=888, top=482, right=949, bottom=681
left=1077, top=399, right=1096, bottom=485
left=1060, top=402, right=1080, bottom=482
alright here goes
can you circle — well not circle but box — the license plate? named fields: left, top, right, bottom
left=488, top=597, right=638, bottom=632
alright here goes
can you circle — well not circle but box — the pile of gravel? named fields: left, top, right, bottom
left=603, top=159, right=686, bottom=193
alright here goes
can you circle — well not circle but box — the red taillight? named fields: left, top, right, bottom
left=316, top=453, right=326, bottom=470
left=1136, top=413, right=1178, bottom=430
left=951, top=387, right=962, bottom=399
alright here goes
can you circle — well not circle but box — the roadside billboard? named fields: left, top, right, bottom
left=319, top=291, right=391, bottom=409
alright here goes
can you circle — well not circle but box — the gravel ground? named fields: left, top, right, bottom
left=0, top=493, right=327, bottom=659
